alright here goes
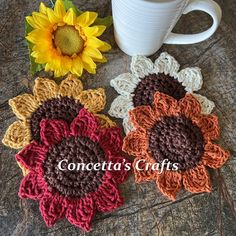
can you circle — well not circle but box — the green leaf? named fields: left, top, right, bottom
left=94, top=16, right=113, bottom=28
left=25, top=20, right=44, bottom=74
left=62, top=0, right=83, bottom=15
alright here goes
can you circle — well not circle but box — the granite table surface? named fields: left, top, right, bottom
left=0, top=0, right=236, bottom=235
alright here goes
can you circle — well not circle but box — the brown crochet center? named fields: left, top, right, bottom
left=133, top=73, right=186, bottom=107
left=30, top=97, right=83, bottom=142
left=148, top=115, right=205, bottom=171
left=43, top=136, right=106, bottom=198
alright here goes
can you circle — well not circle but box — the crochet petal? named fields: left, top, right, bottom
left=178, top=94, right=201, bottom=119
left=77, top=88, right=106, bottom=113
left=17, top=161, right=30, bottom=176
left=2, top=120, right=31, bottom=149
left=177, top=67, right=203, bottom=92
left=40, top=119, right=69, bottom=146
left=98, top=127, right=123, bottom=155
left=123, top=130, right=148, bottom=156
left=94, top=181, right=123, bottom=212
left=202, top=143, right=230, bottom=168
left=9, top=94, right=39, bottom=120
left=192, top=93, right=215, bottom=115
left=59, top=74, right=83, bottom=98
left=33, top=78, right=59, bottom=102
left=131, top=56, right=154, bottom=78
left=123, top=116, right=134, bottom=135
left=133, top=157, right=157, bottom=183
left=110, top=73, right=139, bottom=96
left=66, top=197, right=95, bottom=232
left=156, top=171, right=182, bottom=200
left=192, top=114, right=220, bottom=141
left=94, top=114, right=116, bottom=128
left=129, top=105, right=156, bottom=130
left=16, top=141, right=47, bottom=171
left=39, top=193, right=66, bottom=227
left=153, top=92, right=179, bottom=118
left=154, top=52, right=180, bottom=77
left=19, top=172, right=46, bottom=200
left=183, top=165, right=212, bottom=193
left=108, top=95, right=134, bottom=119
left=70, top=109, right=99, bottom=141
left=106, top=156, right=131, bottom=184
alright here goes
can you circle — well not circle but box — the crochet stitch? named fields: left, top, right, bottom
left=109, top=52, right=215, bottom=134
left=16, top=109, right=130, bottom=231
left=123, top=92, right=230, bottom=200
left=3, top=74, right=114, bottom=149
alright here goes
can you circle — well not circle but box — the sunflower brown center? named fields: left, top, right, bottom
left=133, top=73, right=186, bottom=107
left=54, top=25, right=84, bottom=56
left=148, top=115, right=204, bottom=171
left=43, top=136, right=106, bottom=198
left=30, top=97, right=83, bottom=142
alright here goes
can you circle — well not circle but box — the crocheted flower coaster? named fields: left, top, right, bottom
left=3, top=74, right=114, bottom=150
left=123, top=92, right=230, bottom=200
left=109, top=52, right=215, bottom=134
left=16, top=108, right=130, bottom=231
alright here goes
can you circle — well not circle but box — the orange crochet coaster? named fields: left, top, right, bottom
left=123, top=92, right=230, bottom=200
left=2, top=74, right=115, bottom=150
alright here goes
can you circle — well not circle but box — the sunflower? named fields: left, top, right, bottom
left=123, top=92, right=230, bottom=200
left=2, top=74, right=115, bottom=150
left=26, top=0, right=111, bottom=77
left=16, top=109, right=130, bottom=231
left=109, top=52, right=215, bottom=134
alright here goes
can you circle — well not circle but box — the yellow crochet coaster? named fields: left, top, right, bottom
left=3, top=74, right=115, bottom=150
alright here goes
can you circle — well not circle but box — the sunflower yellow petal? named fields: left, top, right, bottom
left=59, top=74, right=83, bottom=98
left=26, top=29, right=51, bottom=44
left=77, top=88, right=106, bottom=113
left=98, top=41, right=111, bottom=52
left=54, top=0, right=66, bottom=18
left=26, top=16, right=41, bottom=29
left=9, top=94, right=39, bottom=120
left=83, top=25, right=106, bottom=37
left=77, top=11, right=98, bottom=27
left=47, top=8, right=61, bottom=23
left=2, top=120, right=31, bottom=149
left=83, top=46, right=103, bottom=59
left=32, top=12, right=50, bottom=28
left=93, top=55, right=107, bottom=63
left=81, top=53, right=96, bottom=74
left=71, top=57, right=83, bottom=77
left=86, top=37, right=106, bottom=48
left=33, top=77, right=59, bottom=102
left=63, top=8, right=76, bottom=25
left=39, top=2, right=47, bottom=15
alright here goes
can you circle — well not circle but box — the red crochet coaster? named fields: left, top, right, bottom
left=16, top=109, right=130, bottom=231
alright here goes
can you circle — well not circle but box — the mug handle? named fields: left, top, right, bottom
left=164, top=0, right=222, bottom=44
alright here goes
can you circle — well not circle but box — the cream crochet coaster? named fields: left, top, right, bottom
left=108, top=52, right=215, bottom=134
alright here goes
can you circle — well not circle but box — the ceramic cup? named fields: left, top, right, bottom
left=112, top=0, right=222, bottom=56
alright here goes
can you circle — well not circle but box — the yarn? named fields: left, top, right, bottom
left=109, top=52, right=215, bottom=134
left=16, top=109, right=130, bottom=231
left=123, top=92, right=230, bottom=200
left=3, top=74, right=112, bottom=149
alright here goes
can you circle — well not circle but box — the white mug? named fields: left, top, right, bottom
left=112, top=0, right=222, bottom=56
